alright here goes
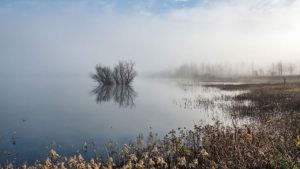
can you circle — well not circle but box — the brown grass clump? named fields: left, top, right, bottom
left=3, top=115, right=299, bottom=169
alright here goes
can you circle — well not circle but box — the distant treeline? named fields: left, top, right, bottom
left=91, top=61, right=137, bottom=85
left=156, top=61, right=300, bottom=79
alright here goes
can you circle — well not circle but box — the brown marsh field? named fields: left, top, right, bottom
left=2, top=82, right=299, bottom=169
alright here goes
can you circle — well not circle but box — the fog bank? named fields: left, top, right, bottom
left=1, top=0, right=300, bottom=77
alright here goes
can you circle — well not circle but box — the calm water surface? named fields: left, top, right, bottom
left=0, top=76, right=250, bottom=164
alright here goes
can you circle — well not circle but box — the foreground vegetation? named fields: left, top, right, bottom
left=2, top=83, right=300, bottom=169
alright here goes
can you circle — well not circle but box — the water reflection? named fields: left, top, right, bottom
left=92, top=85, right=137, bottom=108
left=173, top=82, right=253, bottom=126
left=174, top=82, right=248, bottom=111
left=10, top=131, right=17, bottom=145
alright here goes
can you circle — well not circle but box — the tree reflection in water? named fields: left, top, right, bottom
left=92, top=85, right=137, bottom=108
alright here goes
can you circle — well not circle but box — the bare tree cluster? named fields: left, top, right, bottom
left=113, top=61, right=137, bottom=85
left=91, top=66, right=114, bottom=85
left=92, top=61, right=137, bottom=85
left=252, top=61, right=299, bottom=77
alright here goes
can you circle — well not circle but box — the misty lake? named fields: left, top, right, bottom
left=0, top=76, right=251, bottom=164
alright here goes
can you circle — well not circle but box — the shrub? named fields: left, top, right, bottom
left=113, top=61, right=137, bottom=85
left=91, top=65, right=114, bottom=85
left=92, top=61, right=137, bottom=85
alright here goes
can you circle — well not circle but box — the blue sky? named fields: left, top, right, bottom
left=0, top=0, right=203, bottom=14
